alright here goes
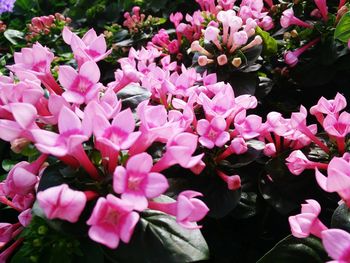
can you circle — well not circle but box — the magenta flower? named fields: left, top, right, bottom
left=197, top=116, right=230, bottom=149
left=8, top=43, right=62, bottom=94
left=59, top=61, right=101, bottom=105
left=62, top=27, right=111, bottom=67
left=310, top=93, right=347, bottom=117
left=93, top=109, right=141, bottom=172
left=280, top=8, right=313, bottom=28
left=288, top=199, right=327, bottom=238
left=286, top=150, right=328, bottom=175
left=284, top=38, right=320, bottom=67
left=148, top=190, right=209, bottom=229
left=151, top=133, right=205, bottom=174
left=315, top=156, right=350, bottom=205
left=86, top=194, right=139, bottom=249
left=234, top=111, right=262, bottom=139
left=0, top=103, right=38, bottom=142
left=37, top=184, right=87, bottom=223
left=322, top=229, right=350, bottom=262
left=113, top=153, right=169, bottom=211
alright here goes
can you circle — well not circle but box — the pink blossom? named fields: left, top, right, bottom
left=264, top=143, right=276, bottom=156
left=323, top=111, right=350, bottom=138
left=288, top=199, right=327, bottom=238
left=322, top=229, right=350, bottom=262
left=310, top=93, right=347, bottom=117
left=0, top=103, right=38, bottom=142
left=148, top=190, right=209, bottom=229
left=197, top=116, right=230, bottom=149
left=217, top=171, right=241, bottom=190
left=315, top=156, right=350, bottom=205
left=286, top=150, right=327, bottom=175
left=62, top=27, right=111, bottom=67
left=234, top=111, right=262, bottom=139
left=8, top=43, right=61, bottom=94
left=59, top=61, right=101, bottom=105
left=170, top=12, right=183, bottom=27
left=151, top=133, right=205, bottom=174
left=37, top=184, right=87, bottom=223
left=87, top=194, right=139, bottom=249
left=280, top=8, right=313, bottom=28
left=18, top=209, right=32, bottom=227
left=284, top=38, right=320, bottom=67
left=259, top=16, right=274, bottom=31
left=113, top=153, right=169, bottom=211
left=0, top=223, right=19, bottom=243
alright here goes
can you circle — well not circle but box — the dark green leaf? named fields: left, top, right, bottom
left=117, top=84, right=151, bottom=112
left=335, top=11, right=350, bottom=43
left=331, top=203, right=350, bottom=232
left=2, top=159, right=18, bottom=172
left=103, top=209, right=209, bottom=263
left=257, top=235, right=328, bottom=263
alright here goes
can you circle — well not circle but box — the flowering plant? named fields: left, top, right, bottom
left=1, top=0, right=350, bottom=262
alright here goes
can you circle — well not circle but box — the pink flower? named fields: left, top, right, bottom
left=148, top=190, right=209, bottom=229
left=87, top=194, right=139, bottom=249
left=37, top=184, right=87, bottom=223
left=170, top=12, right=183, bottom=27
left=151, top=133, right=205, bottom=174
left=8, top=43, right=62, bottom=94
left=323, top=111, right=350, bottom=138
left=286, top=150, right=328, bottom=175
left=0, top=223, right=19, bottom=243
left=310, top=93, right=347, bottom=117
left=280, top=8, right=313, bottom=28
left=322, top=229, right=350, bottom=262
left=62, top=27, right=111, bottom=67
left=259, top=16, right=274, bottom=31
left=234, top=111, right=262, bottom=139
left=197, top=116, right=230, bottom=149
left=93, top=108, right=141, bottom=172
left=113, top=153, right=169, bottom=211
left=264, top=143, right=276, bottom=156
left=59, top=61, right=101, bottom=105
left=288, top=199, right=327, bottom=238
left=18, top=209, right=32, bottom=227
left=315, top=156, right=350, bottom=205
left=284, top=38, right=320, bottom=67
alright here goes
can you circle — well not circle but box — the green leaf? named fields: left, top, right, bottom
left=103, top=209, right=209, bottom=263
left=2, top=159, right=18, bottom=172
left=257, top=235, right=329, bottom=263
left=117, top=85, right=151, bottom=112
left=331, top=203, right=350, bottom=232
left=335, top=11, right=350, bottom=43
left=4, top=29, right=24, bottom=45
left=256, top=27, right=278, bottom=56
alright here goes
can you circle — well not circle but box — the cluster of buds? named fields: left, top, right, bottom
left=123, top=6, right=162, bottom=35
left=25, top=13, right=71, bottom=42
left=191, top=10, right=263, bottom=69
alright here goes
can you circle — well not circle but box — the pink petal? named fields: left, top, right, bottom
left=322, top=229, right=350, bottom=260
left=88, top=225, right=120, bottom=249
left=121, top=191, right=148, bottom=211
left=215, top=131, right=230, bottom=147
left=119, top=212, right=139, bottom=243
left=82, top=29, right=98, bottom=45
left=10, top=103, right=37, bottom=129
left=31, top=129, right=59, bottom=146
left=58, top=66, right=78, bottom=90
left=113, top=166, right=127, bottom=194
left=199, top=136, right=215, bottom=149
left=89, top=35, right=107, bottom=55
left=58, top=107, right=82, bottom=133
left=93, top=114, right=110, bottom=138
left=196, top=119, right=209, bottom=135
left=0, top=120, right=21, bottom=141
left=62, top=90, right=85, bottom=104
left=126, top=153, right=153, bottom=174
left=79, top=61, right=100, bottom=84
left=144, top=172, right=169, bottom=198
left=62, top=26, right=73, bottom=44
left=112, top=109, right=135, bottom=133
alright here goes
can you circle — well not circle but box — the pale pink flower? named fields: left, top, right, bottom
left=323, top=111, right=350, bottom=138
left=315, top=156, right=350, bottom=205
left=87, top=194, right=139, bottom=249
left=151, top=133, right=205, bottom=174
left=286, top=150, right=328, bottom=175
left=310, top=93, right=347, bottom=117
left=322, top=229, right=350, bottom=262
left=62, top=27, right=111, bottom=67
left=59, top=61, right=101, bottom=105
left=280, top=8, right=312, bottom=28
left=234, top=111, right=262, bottom=139
left=37, top=184, right=87, bottom=223
left=197, top=116, right=230, bottom=149
left=148, top=190, right=209, bottom=229
left=288, top=199, right=327, bottom=238
left=113, top=153, right=169, bottom=211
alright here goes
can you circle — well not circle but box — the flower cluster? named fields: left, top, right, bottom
left=0, top=0, right=16, bottom=14
left=26, top=13, right=71, bottom=42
